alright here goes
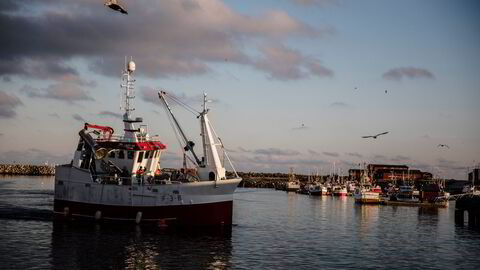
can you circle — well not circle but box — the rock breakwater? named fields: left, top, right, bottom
left=0, top=164, right=55, bottom=176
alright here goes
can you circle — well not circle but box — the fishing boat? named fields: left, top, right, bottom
left=354, top=169, right=380, bottom=204
left=54, top=59, right=242, bottom=226
left=286, top=168, right=300, bottom=192
left=308, top=183, right=323, bottom=196
left=333, top=185, right=348, bottom=196
left=390, top=185, right=418, bottom=202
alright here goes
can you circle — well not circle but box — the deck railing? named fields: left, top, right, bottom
left=95, top=134, right=163, bottom=143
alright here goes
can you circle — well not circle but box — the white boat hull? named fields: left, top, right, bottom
left=54, top=165, right=241, bottom=225
left=355, top=191, right=380, bottom=204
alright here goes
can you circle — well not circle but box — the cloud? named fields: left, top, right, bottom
left=140, top=87, right=161, bottom=105
left=373, top=154, right=387, bottom=161
left=346, top=152, right=363, bottom=158
left=21, top=84, right=94, bottom=103
left=48, top=113, right=60, bottom=118
left=231, top=152, right=330, bottom=173
left=1, top=0, right=332, bottom=80
left=0, top=90, right=23, bottom=118
left=254, top=44, right=333, bottom=80
left=254, top=147, right=300, bottom=156
left=98, top=110, right=122, bottom=119
left=390, top=155, right=411, bottom=162
left=308, top=150, right=319, bottom=155
left=435, top=158, right=466, bottom=171
left=330, top=101, right=349, bottom=107
left=290, top=0, right=341, bottom=7
left=0, top=132, right=3, bottom=136
left=382, top=67, right=435, bottom=81
left=0, top=148, right=70, bottom=165
left=72, top=114, right=85, bottom=122
left=238, top=147, right=251, bottom=153
left=322, top=151, right=339, bottom=157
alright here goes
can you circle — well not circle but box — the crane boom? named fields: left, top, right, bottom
left=84, top=123, right=114, bottom=140
left=158, top=91, right=202, bottom=166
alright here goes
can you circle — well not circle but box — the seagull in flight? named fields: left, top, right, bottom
left=105, top=0, right=128, bottom=14
left=362, top=131, right=389, bottom=139
left=438, top=144, right=450, bottom=149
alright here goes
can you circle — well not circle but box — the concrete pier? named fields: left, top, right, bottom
left=455, top=193, right=480, bottom=228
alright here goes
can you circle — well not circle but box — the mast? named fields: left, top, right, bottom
left=198, top=92, right=226, bottom=180
left=120, top=57, right=141, bottom=141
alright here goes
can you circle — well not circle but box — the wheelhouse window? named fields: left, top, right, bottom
left=144, top=151, right=150, bottom=159
left=127, top=151, right=134, bottom=159
left=118, top=150, right=125, bottom=159
left=137, top=151, right=144, bottom=162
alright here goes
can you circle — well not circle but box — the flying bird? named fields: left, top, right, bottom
left=362, top=131, right=389, bottom=139
left=437, top=144, right=450, bottom=149
left=105, top=0, right=128, bottom=14
left=292, top=123, right=308, bottom=130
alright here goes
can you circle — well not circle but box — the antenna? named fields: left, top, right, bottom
left=120, top=57, right=136, bottom=119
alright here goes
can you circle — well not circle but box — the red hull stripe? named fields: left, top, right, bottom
left=54, top=199, right=232, bottom=226
left=97, top=141, right=167, bottom=151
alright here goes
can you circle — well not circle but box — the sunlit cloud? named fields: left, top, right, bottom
left=0, top=0, right=331, bottom=80
left=254, top=44, right=333, bottom=80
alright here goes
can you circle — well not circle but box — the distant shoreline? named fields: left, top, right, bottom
left=0, top=164, right=55, bottom=176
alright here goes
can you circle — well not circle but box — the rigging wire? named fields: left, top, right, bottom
left=165, top=93, right=200, bottom=116
left=162, top=101, right=186, bottom=152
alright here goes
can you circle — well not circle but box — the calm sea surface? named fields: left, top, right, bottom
left=0, top=175, right=479, bottom=270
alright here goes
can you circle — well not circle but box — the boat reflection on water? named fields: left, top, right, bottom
left=50, top=221, right=233, bottom=269
left=417, top=206, right=441, bottom=227
left=354, top=204, right=380, bottom=237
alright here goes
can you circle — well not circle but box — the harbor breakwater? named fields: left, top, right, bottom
left=233, top=172, right=317, bottom=188
left=0, top=164, right=55, bottom=176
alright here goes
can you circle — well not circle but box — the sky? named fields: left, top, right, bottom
left=0, top=0, right=479, bottom=179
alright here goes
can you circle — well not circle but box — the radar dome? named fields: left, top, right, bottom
left=127, top=61, right=136, bottom=73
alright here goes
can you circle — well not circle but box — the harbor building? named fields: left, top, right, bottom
left=348, top=164, right=432, bottom=185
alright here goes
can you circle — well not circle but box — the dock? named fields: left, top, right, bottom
left=380, top=199, right=448, bottom=208
left=454, top=192, right=480, bottom=228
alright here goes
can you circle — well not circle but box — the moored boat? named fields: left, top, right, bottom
left=333, top=185, right=348, bottom=196
left=286, top=168, right=300, bottom=192
left=308, top=183, right=323, bottom=196
left=354, top=186, right=380, bottom=204
left=354, top=169, right=380, bottom=204
left=54, top=59, right=242, bottom=226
